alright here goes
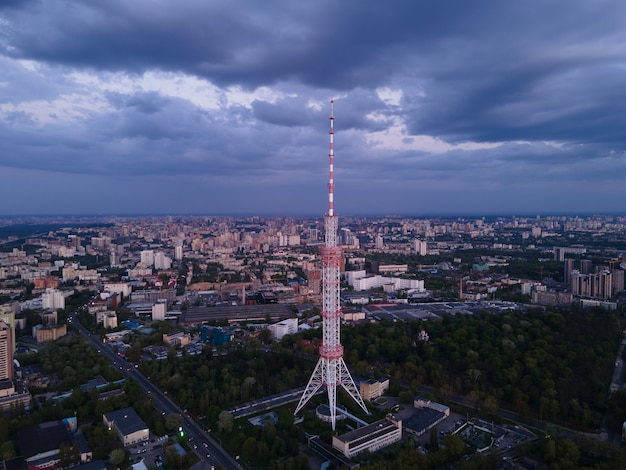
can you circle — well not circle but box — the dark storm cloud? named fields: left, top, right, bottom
left=2, top=0, right=626, bottom=215
left=4, top=0, right=626, bottom=147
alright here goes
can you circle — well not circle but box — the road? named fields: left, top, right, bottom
left=71, top=312, right=242, bottom=470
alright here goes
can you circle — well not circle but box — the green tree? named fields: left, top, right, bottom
left=217, top=411, right=234, bottom=433
left=164, top=413, right=183, bottom=431
left=109, top=448, right=125, bottom=466
left=59, top=443, right=72, bottom=469
left=0, top=441, right=16, bottom=460
left=242, top=436, right=259, bottom=462
left=399, top=390, right=413, bottom=404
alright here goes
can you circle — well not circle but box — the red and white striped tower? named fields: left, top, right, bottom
left=295, top=100, right=368, bottom=430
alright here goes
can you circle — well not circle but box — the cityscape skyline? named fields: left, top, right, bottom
left=2, top=1, right=626, bottom=216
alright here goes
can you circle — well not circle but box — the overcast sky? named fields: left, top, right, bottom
left=1, top=1, right=626, bottom=217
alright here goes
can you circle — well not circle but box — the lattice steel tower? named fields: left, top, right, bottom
left=294, top=100, right=368, bottom=430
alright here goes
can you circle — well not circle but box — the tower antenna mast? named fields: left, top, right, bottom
left=294, top=100, right=368, bottom=430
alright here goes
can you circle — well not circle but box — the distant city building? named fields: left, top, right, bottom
left=104, top=282, right=132, bottom=299
left=378, top=264, right=408, bottom=274
left=101, top=312, right=118, bottom=329
left=532, top=290, right=573, bottom=307
left=34, top=276, right=59, bottom=289
left=200, top=326, right=232, bottom=347
left=34, top=324, right=67, bottom=343
left=0, top=318, right=31, bottom=410
left=131, top=289, right=176, bottom=303
left=154, top=252, right=172, bottom=270
left=414, top=239, right=427, bottom=256
left=140, top=250, right=154, bottom=267
left=613, top=269, right=624, bottom=293
left=163, top=332, right=190, bottom=347
left=175, top=244, right=184, bottom=261
left=152, top=300, right=167, bottom=321
left=341, top=309, right=365, bottom=321
left=0, top=320, right=14, bottom=382
left=345, top=270, right=424, bottom=292
left=375, top=235, right=384, bottom=249
left=307, top=269, right=322, bottom=295
left=269, top=318, right=298, bottom=340
left=580, top=259, right=593, bottom=275
left=564, top=258, right=575, bottom=285
left=109, top=249, right=119, bottom=267
left=42, top=288, right=65, bottom=310
left=571, top=270, right=613, bottom=299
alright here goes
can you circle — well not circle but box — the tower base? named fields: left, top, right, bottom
left=295, top=356, right=368, bottom=430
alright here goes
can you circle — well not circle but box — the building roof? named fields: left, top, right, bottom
left=17, top=420, right=72, bottom=459
left=404, top=408, right=445, bottom=434
left=74, top=461, right=107, bottom=470
left=131, top=461, right=148, bottom=470
left=334, top=417, right=399, bottom=447
left=104, top=407, right=147, bottom=436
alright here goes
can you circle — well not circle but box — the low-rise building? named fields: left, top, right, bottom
left=34, top=324, right=67, bottom=343
left=103, top=407, right=149, bottom=446
left=268, top=318, right=298, bottom=340
left=359, top=378, right=390, bottom=401
left=17, top=420, right=91, bottom=469
left=163, top=332, right=190, bottom=347
left=332, top=416, right=402, bottom=458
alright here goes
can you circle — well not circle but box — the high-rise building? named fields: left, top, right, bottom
left=174, top=244, right=183, bottom=261
left=571, top=270, right=612, bottom=300
left=0, top=320, right=14, bottom=382
left=415, top=239, right=427, bottom=256
left=42, top=288, right=65, bottom=310
left=375, top=235, right=384, bottom=249
left=140, top=250, right=155, bottom=267
left=564, top=258, right=575, bottom=286
left=580, top=259, right=593, bottom=274
left=154, top=252, right=172, bottom=270
left=307, top=269, right=322, bottom=296
left=613, top=269, right=624, bottom=294
left=295, top=101, right=368, bottom=430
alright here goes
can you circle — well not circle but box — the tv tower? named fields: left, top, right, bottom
left=294, top=100, right=368, bottom=430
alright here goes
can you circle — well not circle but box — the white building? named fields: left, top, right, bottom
left=414, top=239, right=427, bottom=256
left=152, top=300, right=167, bottom=321
left=346, top=271, right=425, bottom=292
left=102, top=313, right=118, bottom=329
left=154, top=252, right=172, bottom=270
left=42, top=288, right=65, bottom=310
left=105, top=282, right=132, bottom=299
left=140, top=250, right=154, bottom=267
left=174, top=245, right=183, bottom=261
left=375, top=236, right=384, bottom=249
left=332, top=416, right=402, bottom=458
left=268, top=318, right=298, bottom=340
